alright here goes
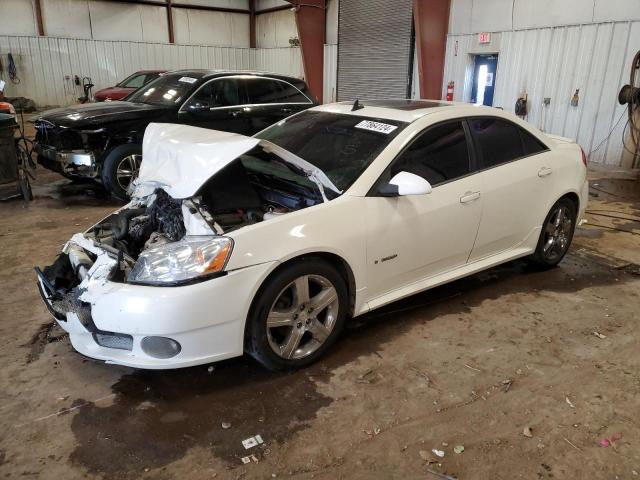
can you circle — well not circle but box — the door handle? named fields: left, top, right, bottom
left=282, top=107, right=293, bottom=113
left=460, top=191, right=481, bottom=204
left=538, top=167, right=553, bottom=177
left=230, top=110, right=241, bottom=117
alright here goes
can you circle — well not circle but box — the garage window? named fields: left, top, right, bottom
left=390, top=121, right=470, bottom=187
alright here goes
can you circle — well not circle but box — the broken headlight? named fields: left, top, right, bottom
left=128, top=237, right=233, bottom=285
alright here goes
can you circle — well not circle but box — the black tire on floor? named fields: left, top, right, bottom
left=245, top=258, right=348, bottom=371
left=100, top=143, right=142, bottom=201
left=528, top=197, right=577, bottom=269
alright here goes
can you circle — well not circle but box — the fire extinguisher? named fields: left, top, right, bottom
left=446, top=81, right=455, bottom=101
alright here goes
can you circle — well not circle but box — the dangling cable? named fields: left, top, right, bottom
left=8, top=53, right=20, bottom=84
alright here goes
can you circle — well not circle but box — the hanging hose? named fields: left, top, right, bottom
left=7, top=53, right=20, bottom=84
left=618, top=49, right=640, bottom=168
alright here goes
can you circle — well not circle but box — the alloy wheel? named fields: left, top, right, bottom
left=266, top=274, right=340, bottom=360
left=542, top=205, right=573, bottom=261
left=116, top=154, right=142, bottom=192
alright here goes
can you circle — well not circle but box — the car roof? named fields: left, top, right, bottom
left=137, top=70, right=166, bottom=74
left=164, top=69, right=304, bottom=83
left=311, top=100, right=503, bottom=123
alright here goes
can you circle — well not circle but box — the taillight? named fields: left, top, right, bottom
left=580, top=147, right=588, bottom=167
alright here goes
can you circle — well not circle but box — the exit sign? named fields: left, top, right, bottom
left=478, top=32, right=491, bottom=44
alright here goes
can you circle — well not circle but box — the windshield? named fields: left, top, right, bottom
left=126, top=73, right=201, bottom=106
left=255, top=111, right=407, bottom=191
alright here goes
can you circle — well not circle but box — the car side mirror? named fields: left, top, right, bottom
left=186, top=103, right=211, bottom=113
left=378, top=171, right=432, bottom=197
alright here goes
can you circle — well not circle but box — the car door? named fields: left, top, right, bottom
left=178, top=77, right=248, bottom=134
left=365, top=120, right=483, bottom=301
left=242, top=77, right=313, bottom=133
left=466, top=117, right=553, bottom=262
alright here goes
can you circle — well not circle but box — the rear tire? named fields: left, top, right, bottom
left=101, top=144, right=142, bottom=201
left=245, top=259, right=348, bottom=371
left=528, top=197, right=577, bottom=269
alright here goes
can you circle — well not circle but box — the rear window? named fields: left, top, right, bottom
left=469, top=117, right=548, bottom=169
left=256, top=111, right=407, bottom=191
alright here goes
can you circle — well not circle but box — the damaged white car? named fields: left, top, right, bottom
left=36, top=100, right=588, bottom=370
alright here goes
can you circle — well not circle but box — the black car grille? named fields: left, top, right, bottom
left=34, top=122, right=83, bottom=150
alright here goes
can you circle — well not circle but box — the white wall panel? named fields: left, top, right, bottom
left=443, top=21, right=640, bottom=167
left=470, top=0, right=513, bottom=33
left=42, top=0, right=92, bottom=39
left=448, top=0, right=472, bottom=35
left=89, top=2, right=145, bottom=42
left=173, top=8, right=249, bottom=47
left=323, top=43, right=337, bottom=103
left=256, top=0, right=289, bottom=10
left=256, top=9, right=297, bottom=47
left=0, top=36, right=300, bottom=107
left=513, top=0, right=594, bottom=30
left=2, top=0, right=36, bottom=36
left=448, top=0, right=640, bottom=35
left=594, top=0, right=640, bottom=22
left=177, top=0, right=249, bottom=8
left=254, top=47, right=303, bottom=78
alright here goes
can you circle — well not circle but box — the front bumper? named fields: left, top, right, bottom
left=37, top=260, right=276, bottom=369
left=36, top=143, right=98, bottom=178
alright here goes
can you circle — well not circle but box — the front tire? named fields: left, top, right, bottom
left=529, top=197, right=577, bottom=268
left=101, top=144, right=142, bottom=201
left=246, top=259, right=348, bottom=371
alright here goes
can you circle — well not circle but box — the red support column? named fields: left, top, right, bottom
left=249, top=0, right=256, bottom=48
left=287, top=0, right=325, bottom=103
left=34, top=0, right=45, bottom=36
left=413, top=0, right=451, bottom=99
left=167, top=0, right=175, bottom=44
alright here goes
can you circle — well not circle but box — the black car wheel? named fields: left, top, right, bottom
left=529, top=197, right=577, bottom=269
left=101, top=144, right=142, bottom=201
left=245, top=259, right=348, bottom=371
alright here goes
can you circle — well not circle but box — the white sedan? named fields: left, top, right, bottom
left=36, top=100, right=588, bottom=370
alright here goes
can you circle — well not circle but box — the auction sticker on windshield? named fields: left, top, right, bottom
left=354, top=120, right=398, bottom=134
left=178, top=77, right=198, bottom=84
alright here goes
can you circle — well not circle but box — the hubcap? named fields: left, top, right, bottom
left=542, top=205, right=573, bottom=261
left=266, top=274, right=339, bottom=360
left=116, top=154, right=142, bottom=192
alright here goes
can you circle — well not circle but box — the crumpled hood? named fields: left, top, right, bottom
left=134, top=123, right=341, bottom=200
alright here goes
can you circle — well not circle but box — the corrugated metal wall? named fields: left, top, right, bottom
left=0, top=35, right=303, bottom=107
left=336, top=0, right=414, bottom=101
left=443, top=21, right=640, bottom=168
left=323, top=44, right=338, bottom=103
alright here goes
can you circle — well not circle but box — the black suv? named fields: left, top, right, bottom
left=33, top=70, right=317, bottom=199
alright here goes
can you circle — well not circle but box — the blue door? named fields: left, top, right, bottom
left=470, top=54, right=498, bottom=106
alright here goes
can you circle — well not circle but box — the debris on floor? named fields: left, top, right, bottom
left=432, top=448, right=445, bottom=458
left=242, top=435, right=264, bottom=449
left=241, top=454, right=259, bottom=464
left=523, top=426, right=533, bottom=438
left=453, top=445, right=465, bottom=454
left=598, top=432, right=622, bottom=447
left=593, top=331, right=607, bottom=339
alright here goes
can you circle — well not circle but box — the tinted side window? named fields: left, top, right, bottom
left=520, top=128, right=548, bottom=156
left=277, top=82, right=311, bottom=103
left=187, top=79, right=240, bottom=108
left=391, top=121, right=470, bottom=186
left=245, top=78, right=283, bottom=104
left=469, top=118, right=525, bottom=168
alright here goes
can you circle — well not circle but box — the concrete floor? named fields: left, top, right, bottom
left=0, top=166, right=639, bottom=480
